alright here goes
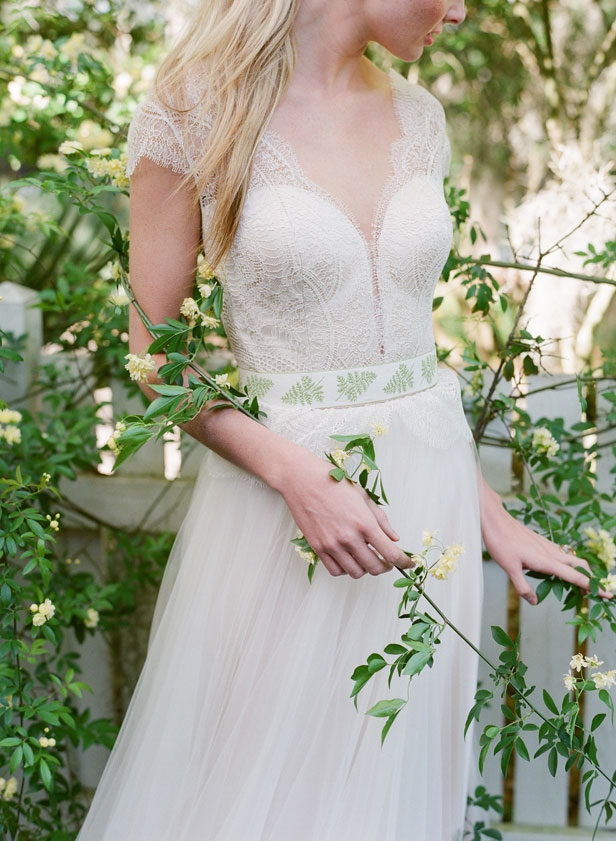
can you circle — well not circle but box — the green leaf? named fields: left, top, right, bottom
left=548, top=748, right=558, bottom=777
left=515, top=737, right=530, bottom=762
left=350, top=665, right=372, bottom=701
left=543, top=690, right=559, bottom=715
left=381, top=710, right=402, bottom=744
left=39, top=758, right=53, bottom=791
left=0, top=582, right=11, bottom=605
left=401, top=649, right=432, bottom=676
left=367, top=654, right=387, bottom=674
left=0, top=737, right=22, bottom=748
left=591, top=713, right=606, bottom=732
left=366, top=698, right=406, bottom=718
left=383, top=644, right=408, bottom=656
left=491, top=626, right=512, bottom=648
left=149, top=384, right=189, bottom=397
left=9, top=744, right=23, bottom=773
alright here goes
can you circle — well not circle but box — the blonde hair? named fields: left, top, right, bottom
left=156, top=0, right=299, bottom=268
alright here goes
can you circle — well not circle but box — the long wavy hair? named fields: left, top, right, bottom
left=155, top=0, right=299, bottom=269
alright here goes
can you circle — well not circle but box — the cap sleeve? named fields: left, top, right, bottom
left=127, top=94, right=192, bottom=177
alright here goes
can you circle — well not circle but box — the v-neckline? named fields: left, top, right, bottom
left=260, top=70, right=406, bottom=253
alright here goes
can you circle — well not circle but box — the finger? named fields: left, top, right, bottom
left=366, top=529, right=410, bottom=568
left=319, top=552, right=346, bottom=577
left=344, top=539, right=392, bottom=576
left=509, top=567, right=538, bottom=606
left=529, top=557, right=593, bottom=592
left=367, top=500, right=400, bottom=541
left=333, top=548, right=368, bottom=579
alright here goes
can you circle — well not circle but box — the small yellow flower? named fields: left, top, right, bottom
left=592, top=670, right=616, bottom=690
left=0, top=776, right=18, bottom=801
left=31, top=597, right=56, bottom=626
left=1, top=425, right=21, bottom=445
left=583, top=526, right=616, bottom=570
left=85, top=153, right=129, bottom=189
left=569, top=653, right=586, bottom=673
left=84, top=607, right=100, bottom=629
left=214, top=374, right=230, bottom=388
left=331, top=448, right=349, bottom=468
left=0, top=408, right=22, bottom=424
left=46, top=514, right=60, bottom=532
left=569, top=653, right=603, bottom=673
left=197, top=260, right=215, bottom=281
left=38, top=598, right=56, bottom=620
left=421, top=530, right=437, bottom=549
left=531, top=427, right=560, bottom=458
left=58, top=139, right=83, bottom=155
left=124, top=352, right=156, bottom=383
left=201, top=313, right=220, bottom=329
left=197, top=282, right=213, bottom=299
left=179, top=297, right=200, bottom=325
left=370, top=423, right=389, bottom=437
left=586, top=654, right=604, bottom=668
left=295, top=547, right=318, bottom=564
left=429, top=544, right=464, bottom=581
left=563, top=673, right=575, bottom=691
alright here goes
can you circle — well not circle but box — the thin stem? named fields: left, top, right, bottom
left=473, top=258, right=616, bottom=288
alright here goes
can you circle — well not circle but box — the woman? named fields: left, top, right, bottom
left=78, top=1, right=591, bottom=839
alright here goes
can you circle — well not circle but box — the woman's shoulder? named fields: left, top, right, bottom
left=389, top=70, right=447, bottom=131
left=126, top=75, right=211, bottom=177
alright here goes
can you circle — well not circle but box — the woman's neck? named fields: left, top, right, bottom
left=290, top=0, right=379, bottom=99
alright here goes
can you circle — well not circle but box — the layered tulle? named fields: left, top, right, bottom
left=78, top=370, right=483, bottom=841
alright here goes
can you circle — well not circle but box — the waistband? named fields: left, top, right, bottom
left=238, top=349, right=438, bottom=408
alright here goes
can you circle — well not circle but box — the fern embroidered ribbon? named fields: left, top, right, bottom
left=239, top=349, right=438, bottom=408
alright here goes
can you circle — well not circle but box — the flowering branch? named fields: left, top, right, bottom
left=109, top=264, right=264, bottom=467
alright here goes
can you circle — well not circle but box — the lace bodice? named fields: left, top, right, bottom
left=127, top=71, right=452, bottom=375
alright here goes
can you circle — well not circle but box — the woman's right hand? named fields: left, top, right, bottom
left=277, top=449, right=412, bottom=578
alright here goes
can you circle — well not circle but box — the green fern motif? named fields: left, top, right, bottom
left=421, top=355, right=437, bottom=384
left=281, top=376, right=325, bottom=406
left=383, top=364, right=414, bottom=395
left=244, top=374, right=274, bottom=401
left=336, top=370, right=377, bottom=402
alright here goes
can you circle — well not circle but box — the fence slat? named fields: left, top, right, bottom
left=513, top=598, right=574, bottom=826
left=0, top=280, right=42, bottom=408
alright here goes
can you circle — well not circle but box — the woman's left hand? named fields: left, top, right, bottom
left=478, top=475, right=600, bottom=605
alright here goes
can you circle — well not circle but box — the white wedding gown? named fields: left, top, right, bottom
left=77, top=70, right=483, bottom=841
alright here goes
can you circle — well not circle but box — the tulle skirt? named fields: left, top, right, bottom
left=77, top=369, right=483, bottom=841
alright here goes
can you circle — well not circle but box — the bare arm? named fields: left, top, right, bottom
left=128, top=159, right=410, bottom=578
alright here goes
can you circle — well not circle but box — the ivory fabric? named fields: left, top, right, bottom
left=79, top=70, right=483, bottom=841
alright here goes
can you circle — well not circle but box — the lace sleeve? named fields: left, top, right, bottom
left=126, top=95, right=191, bottom=177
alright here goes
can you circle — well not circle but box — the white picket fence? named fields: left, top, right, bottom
left=2, top=281, right=616, bottom=840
